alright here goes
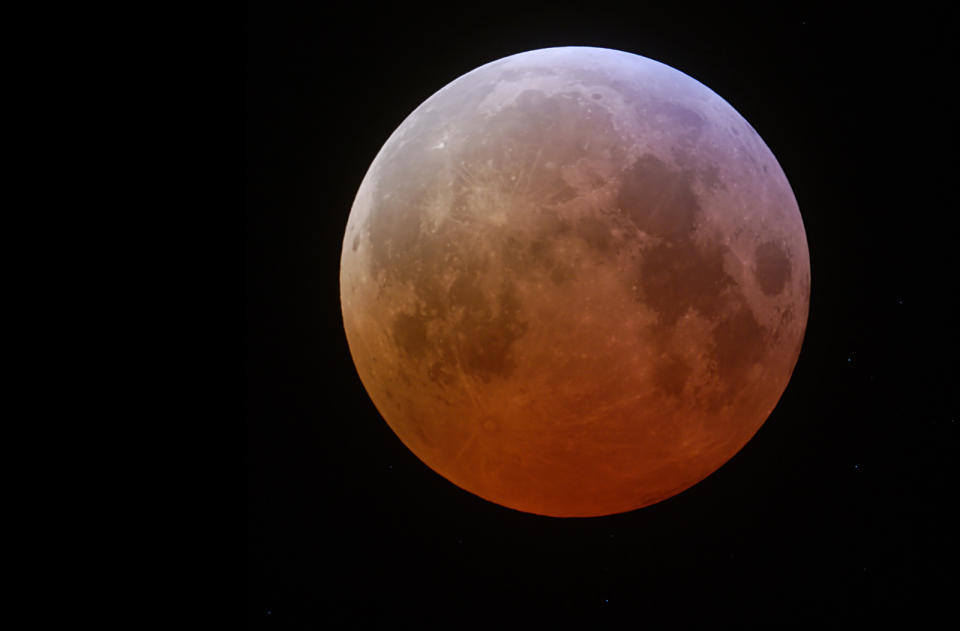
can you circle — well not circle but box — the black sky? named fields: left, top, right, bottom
left=247, top=4, right=956, bottom=627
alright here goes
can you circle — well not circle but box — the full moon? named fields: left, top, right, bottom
left=340, top=47, right=810, bottom=517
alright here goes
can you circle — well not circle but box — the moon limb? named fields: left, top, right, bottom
left=341, top=47, right=810, bottom=517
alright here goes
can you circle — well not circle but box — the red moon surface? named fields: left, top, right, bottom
left=340, top=47, right=810, bottom=517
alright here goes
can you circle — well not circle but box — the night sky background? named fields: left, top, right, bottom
left=247, top=4, right=956, bottom=627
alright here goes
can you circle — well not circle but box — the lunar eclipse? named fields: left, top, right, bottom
left=340, top=47, right=810, bottom=517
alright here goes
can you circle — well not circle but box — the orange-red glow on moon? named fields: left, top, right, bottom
left=340, top=47, right=810, bottom=517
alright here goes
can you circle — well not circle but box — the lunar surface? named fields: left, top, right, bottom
left=340, top=47, right=809, bottom=517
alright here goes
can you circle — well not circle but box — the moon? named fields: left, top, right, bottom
left=340, top=47, right=810, bottom=517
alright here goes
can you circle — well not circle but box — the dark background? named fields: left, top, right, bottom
left=247, top=4, right=956, bottom=627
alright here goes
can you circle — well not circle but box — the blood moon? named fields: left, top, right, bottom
left=340, top=47, right=809, bottom=517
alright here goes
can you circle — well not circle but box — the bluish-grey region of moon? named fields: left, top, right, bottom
left=340, top=47, right=810, bottom=517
